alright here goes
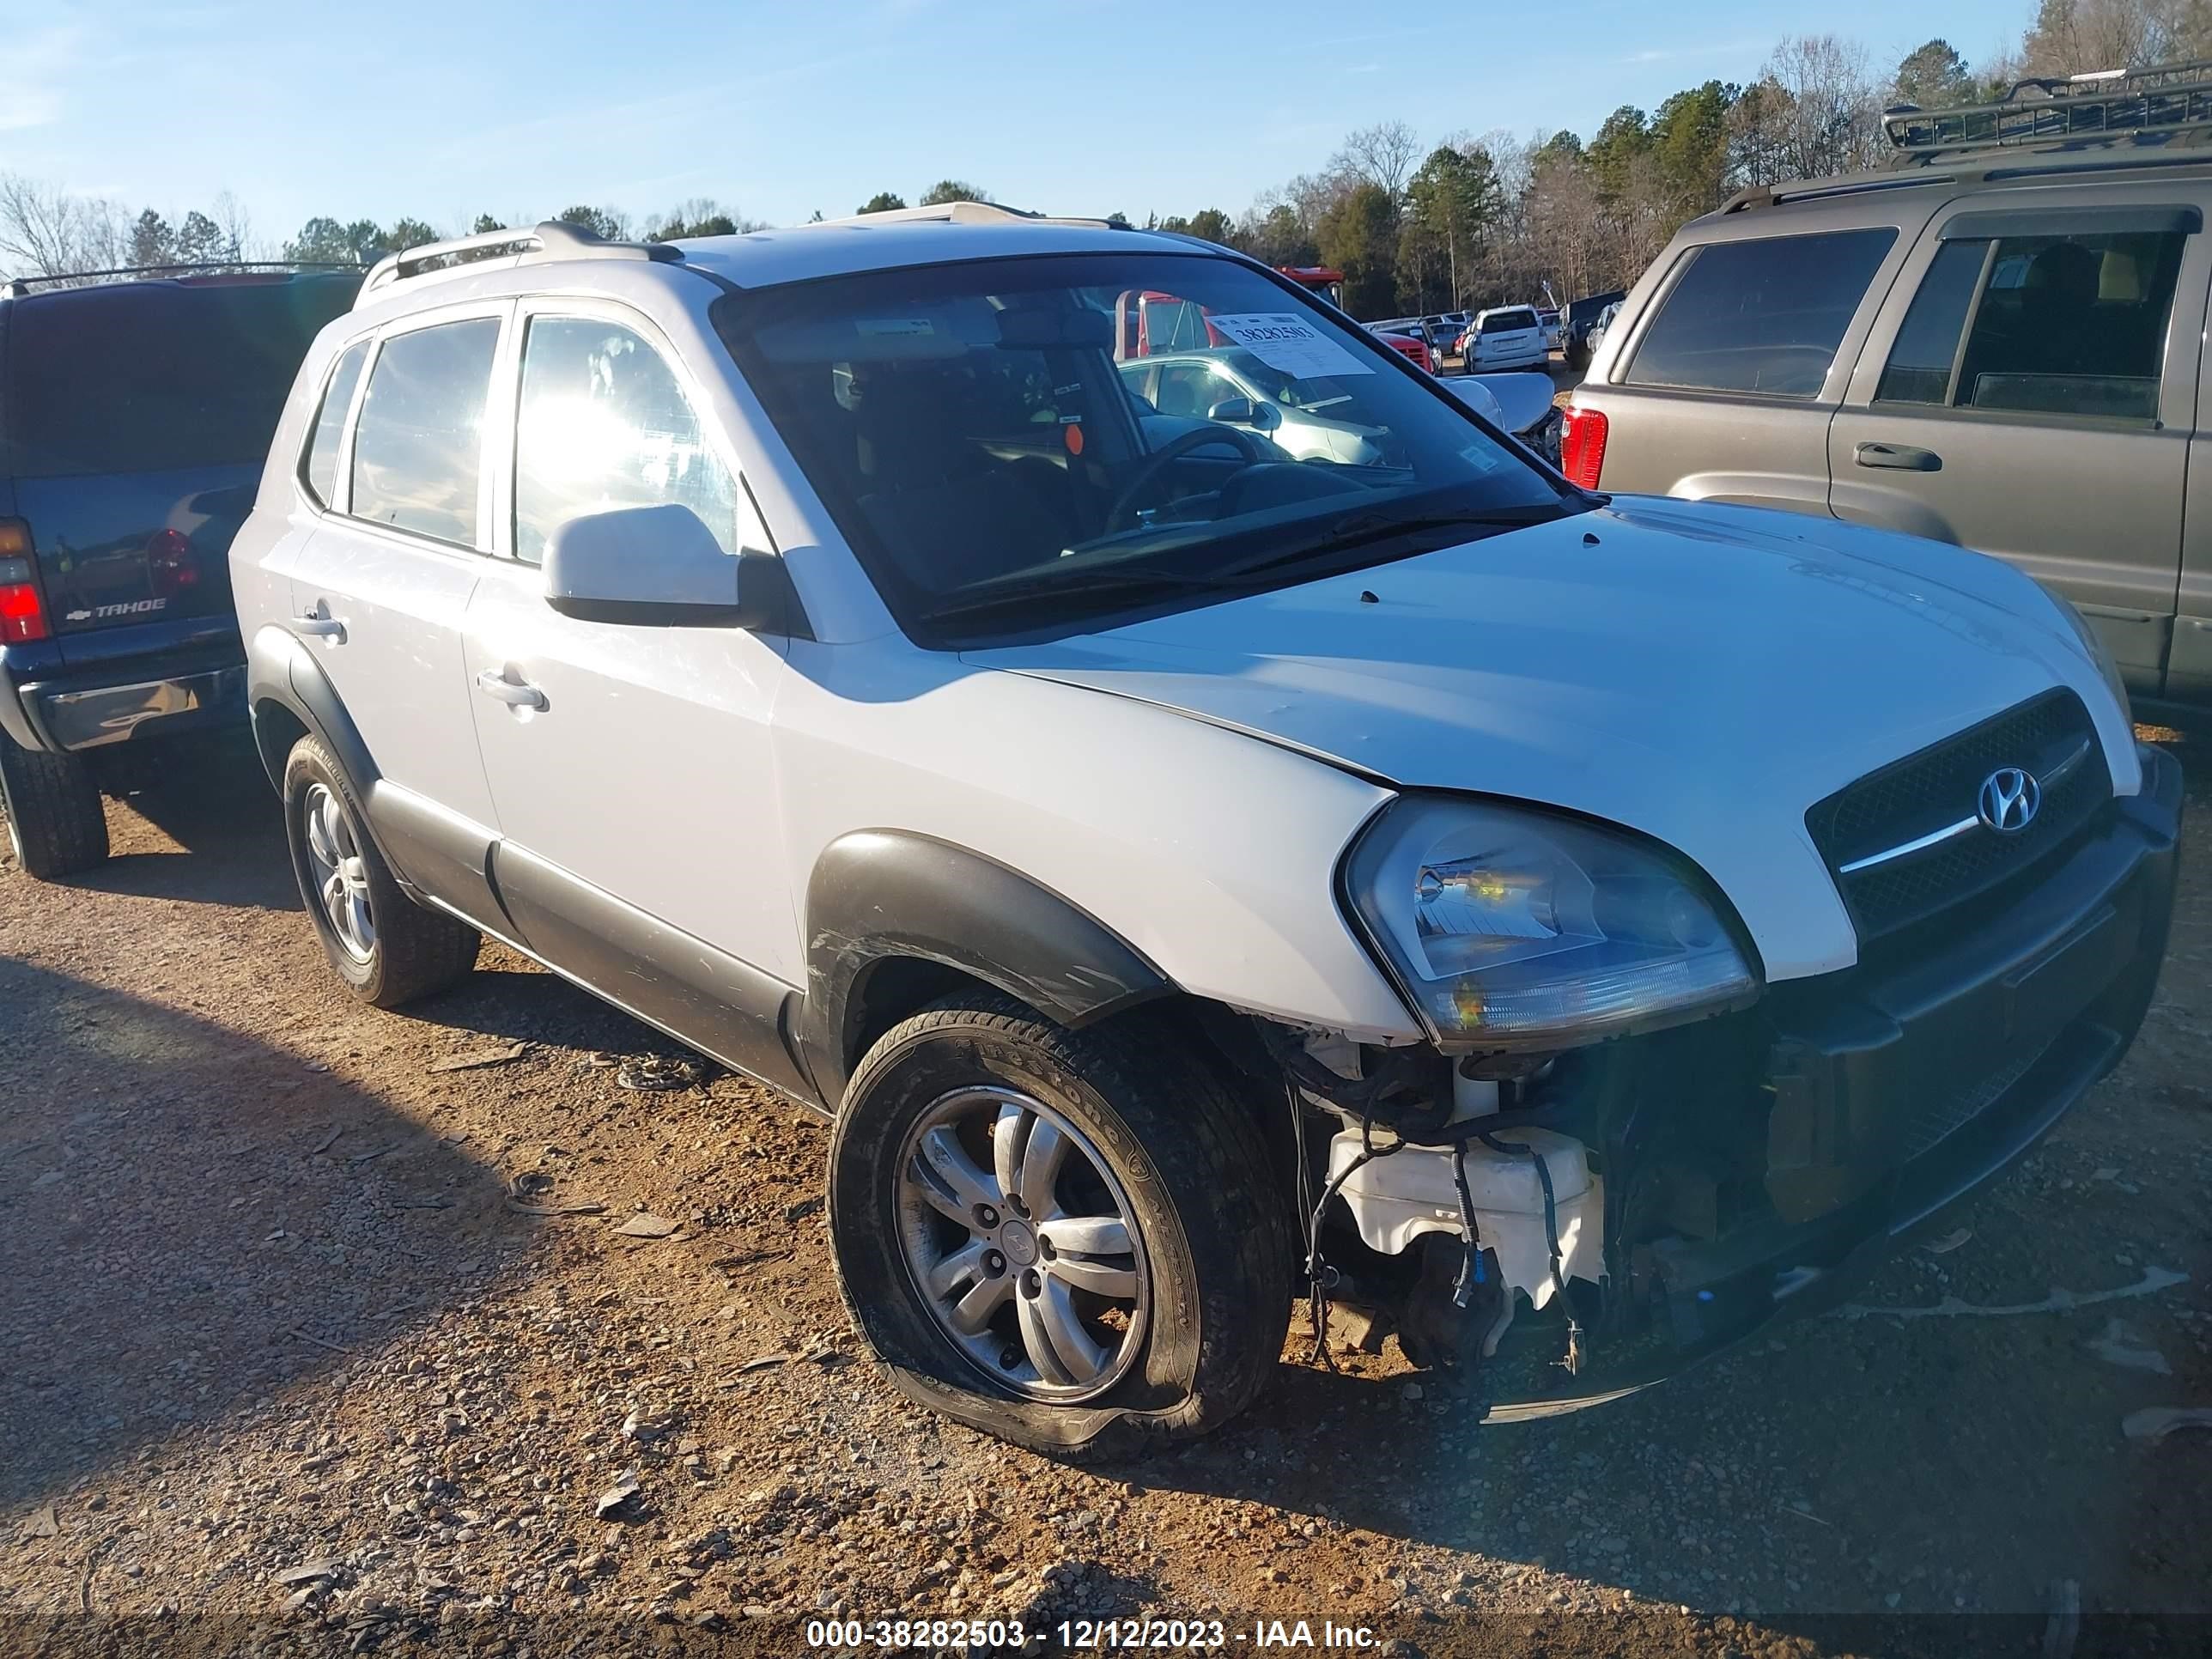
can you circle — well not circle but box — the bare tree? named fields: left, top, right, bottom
left=2021, top=0, right=2171, bottom=75
left=210, top=190, right=259, bottom=264
left=1334, top=121, right=1423, bottom=201
left=1762, top=35, right=1884, bottom=179
left=0, top=174, right=125, bottom=279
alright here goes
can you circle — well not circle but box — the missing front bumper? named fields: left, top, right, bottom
left=1450, top=743, right=2181, bottom=1420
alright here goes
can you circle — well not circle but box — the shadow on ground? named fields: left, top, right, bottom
left=78, top=734, right=300, bottom=912
left=0, top=955, right=530, bottom=1514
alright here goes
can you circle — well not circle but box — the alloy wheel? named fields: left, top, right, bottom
left=301, top=781, right=375, bottom=963
left=894, top=1085, right=1151, bottom=1401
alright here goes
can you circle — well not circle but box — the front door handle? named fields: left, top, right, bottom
left=1854, top=441, right=1942, bottom=471
left=475, top=668, right=548, bottom=711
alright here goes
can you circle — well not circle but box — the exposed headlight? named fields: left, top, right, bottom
left=1343, top=796, right=1759, bottom=1048
left=2043, top=586, right=2131, bottom=721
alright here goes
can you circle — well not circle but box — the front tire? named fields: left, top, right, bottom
left=828, top=994, right=1292, bottom=1456
left=281, top=735, right=479, bottom=1007
left=0, top=727, right=108, bottom=879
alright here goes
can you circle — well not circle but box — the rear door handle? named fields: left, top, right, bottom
left=1854, top=441, right=1942, bottom=471
left=295, top=605, right=346, bottom=642
left=475, top=668, right=548, bottom=711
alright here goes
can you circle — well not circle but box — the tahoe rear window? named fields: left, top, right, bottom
left=2, top=278, right=356, bottom=478
left=1624, top=228, right=1896, bottom=398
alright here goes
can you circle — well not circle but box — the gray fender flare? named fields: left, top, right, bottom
left=800, top=830, right=1170, bottom=1103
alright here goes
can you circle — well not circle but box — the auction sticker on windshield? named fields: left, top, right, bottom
left=1204, top=313, right=1375, bottom=380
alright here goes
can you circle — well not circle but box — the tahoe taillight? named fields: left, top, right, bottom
left=0, top=520, right=46, bottom=643
left=1559, top=404, right=1608, bottom=491
left=149, top=528, right=198, bottom=596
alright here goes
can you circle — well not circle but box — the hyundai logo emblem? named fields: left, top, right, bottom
left=1978, top=767, right=2041, bottom=834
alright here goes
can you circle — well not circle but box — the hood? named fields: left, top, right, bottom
left=968, top=498, right=2136, bottom=981
left=1462, top=372, right=1556, bottom=434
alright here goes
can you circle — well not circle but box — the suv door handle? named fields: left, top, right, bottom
left=1854, top=441, right=1942, bottom=471
left=475, top=668, right=548, bottom=711
left=295, top=607, right=347, bottom=642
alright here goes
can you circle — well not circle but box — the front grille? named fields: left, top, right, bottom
left=1899, top=1038, right=2050, bottom=1160
left=1806, top=689, right=2110, bottom=940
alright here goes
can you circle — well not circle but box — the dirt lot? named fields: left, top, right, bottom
left=2, top=723, right=2208, bottom=1659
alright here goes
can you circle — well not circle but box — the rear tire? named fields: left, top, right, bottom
left=0, top=728, right=108, bottom=879
left=828, top=994, right=1293, bottom=1456
left=281, top=735, right=478, bottom=1007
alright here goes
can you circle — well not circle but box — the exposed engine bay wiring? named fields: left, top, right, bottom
left=1292, top=1084, right=1407, bottom=1372
left=1277, top=1024, right=1589, bottom=1379
left=1480, top=1130, right=1585, bottom=1375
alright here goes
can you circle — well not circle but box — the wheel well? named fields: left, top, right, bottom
left=842, top=957, right=1000, bottom=1081
left=840, top=960, right=1296, bottom=1220
left=250, top=698, right=309, bottom=791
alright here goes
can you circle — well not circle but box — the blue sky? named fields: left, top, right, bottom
left=5, top=0, right=2034, bottom=244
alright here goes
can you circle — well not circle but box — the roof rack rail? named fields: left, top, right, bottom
left=356, top=220, right=680, bottom=306
left=1881, top=58, right=2212, bottom=163
left=0, top=259, right=360, bottom=299
left=812, top=201, right=1123, bottom=230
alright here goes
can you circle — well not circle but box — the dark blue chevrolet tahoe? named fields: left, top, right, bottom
left=0, top=267, right=359, bottom=876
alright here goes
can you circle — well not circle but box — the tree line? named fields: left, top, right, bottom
left=1143, top=0, right=2212, bottom=316
left=3, top=0, right=2203, bottom=301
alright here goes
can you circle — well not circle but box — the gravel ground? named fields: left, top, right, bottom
left=1, top=724, right=2206, bottom=1659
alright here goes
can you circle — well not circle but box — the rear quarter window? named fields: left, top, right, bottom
left=1623, top=228, right=1897, bottom=398
left=301, top=340, right=370, bottom=508
left=2, top=277, right=357, bottom=478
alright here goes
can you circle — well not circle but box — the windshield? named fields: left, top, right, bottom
left=719, top=251, right=1571, bottom=641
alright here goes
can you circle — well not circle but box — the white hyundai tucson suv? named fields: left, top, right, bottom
left=232, top=206, right=2179, bottom=1453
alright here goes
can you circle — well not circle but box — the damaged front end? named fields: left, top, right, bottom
left=1270, top=742, right=2182, bottom=1419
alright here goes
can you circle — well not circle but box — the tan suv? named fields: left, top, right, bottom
left=1562, top=62, right=2212, bottom=706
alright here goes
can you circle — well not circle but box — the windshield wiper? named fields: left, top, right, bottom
left=921, top=564, right=1234, bottom=628
left=1207, top=502, right=1568, bottom=583
left=923, top=504, right=1571, bottom=630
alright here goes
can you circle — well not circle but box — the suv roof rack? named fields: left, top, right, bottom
left=0, top=259, right=359, bottom=300
left=811, top=201, right=1123, bottom=230
left=355, top=220, right=680, bottom=307
left=1881, top=59, right=2212, bottom=163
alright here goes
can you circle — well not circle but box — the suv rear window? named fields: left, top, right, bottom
left=2, top=277, right=355, bottom=478
left=1482, top=310, right=1538, bottom=331
left=1624, top=229, right=1896, bottom=398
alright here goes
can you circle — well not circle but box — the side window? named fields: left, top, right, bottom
left=349, top=318, right=501, bottom=547
left=1155, top=362, right=1230, bottom=418
left=1624, top=228, right=1898, bottom=398
left=514, top=316, right=744, bottom=565
left=1876, top=228, right=2185, bottom=420
left=301, top=340, right=369, bottom=508
left=1874, top=240, right=1987, bottom=404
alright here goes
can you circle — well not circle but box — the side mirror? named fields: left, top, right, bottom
left=542, top=504, right=748, bottom=627
left=1206, top=395, right=1280, bottom=431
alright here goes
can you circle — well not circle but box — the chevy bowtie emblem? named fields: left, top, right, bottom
left=1978, top=767, right=2040, bottom=834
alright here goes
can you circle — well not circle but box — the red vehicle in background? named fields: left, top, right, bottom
left=1273, top=265, right=1346, bottom=309
left=1116, top=265, right=1433, bottom=375
left=1370, top=331, right=1435, bottom=374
